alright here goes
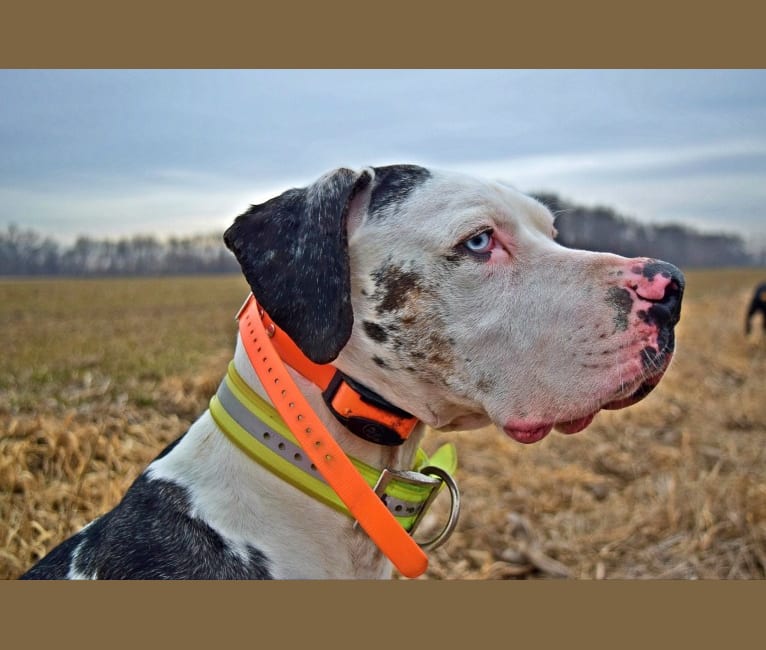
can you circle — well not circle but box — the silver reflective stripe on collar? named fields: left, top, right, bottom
left=218, top=377, right=319, bottom=476
left=216, top=378, right=437, bottom=521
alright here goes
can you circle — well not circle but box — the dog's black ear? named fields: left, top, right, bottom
left=224, top=168, right=373, bottom=364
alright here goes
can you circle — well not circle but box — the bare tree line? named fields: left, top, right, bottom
left=1, top=194, right=763, bottom=276
left=534, top=193, right=762, bottom=269
left=0, top=226, right=238, bottom=276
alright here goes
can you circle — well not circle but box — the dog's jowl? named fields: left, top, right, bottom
left=21, top=165, right=684, bottom=579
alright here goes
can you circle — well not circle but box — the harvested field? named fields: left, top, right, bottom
left=1, top=269, right=765, bottom=580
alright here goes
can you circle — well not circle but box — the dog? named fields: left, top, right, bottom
left=20, top=164, right=684, bottom=579
left=745, top=282, right=766, bottom=336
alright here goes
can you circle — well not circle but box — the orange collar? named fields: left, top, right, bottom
left=235, top=293, right=429, bottom=578
left=237, top=294, right=419, bottom=446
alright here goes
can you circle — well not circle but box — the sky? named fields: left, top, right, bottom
left=1, top=69, right=765, bottom=250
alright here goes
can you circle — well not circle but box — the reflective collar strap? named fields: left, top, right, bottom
left=210, top=362, right=458, bottom=533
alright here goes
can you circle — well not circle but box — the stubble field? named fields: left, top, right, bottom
left=1, top=269, right=765, bottom=580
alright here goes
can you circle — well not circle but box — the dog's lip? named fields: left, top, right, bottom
left=504, top=413, right=596, bottom=443
left=505, top=360, right=672, bottom=444
left=600, top=375, right=661, bottom=410
left=554, top=413, right=597, bottom=435
left=601, top=352, right=672, bottom=411
left=503, top=423, right=554, bottom=444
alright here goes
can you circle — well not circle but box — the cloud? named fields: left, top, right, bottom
left=0, top=175, right=295, bottom=243
left=5, top=137, right=765, bottom=246
left=1, top=70, right=765, bottom=244
left=441, top=138, right=766, bottom=237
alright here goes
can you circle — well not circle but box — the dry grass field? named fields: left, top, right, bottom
left=1, top=269, right=765, bottom=580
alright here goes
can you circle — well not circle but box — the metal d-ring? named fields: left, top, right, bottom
left=413, top=465, right=461, bottom=551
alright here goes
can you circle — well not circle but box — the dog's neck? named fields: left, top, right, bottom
left=231, top=334, right=426, bottom=474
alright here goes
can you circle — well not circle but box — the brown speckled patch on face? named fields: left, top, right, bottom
left=424, top=331, right=454, bottom=371
left=364, top=260, right=458, bottom=383
left=476, top=372, right=495, bottom=395
left=371, top=262, right=424, bottom=314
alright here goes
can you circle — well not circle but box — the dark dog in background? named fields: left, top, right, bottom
left=745, top=282, right=766, bottom=336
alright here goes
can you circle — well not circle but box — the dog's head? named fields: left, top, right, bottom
left=225, top=165, right=684, bottom=444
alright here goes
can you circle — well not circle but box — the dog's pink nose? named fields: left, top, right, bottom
left=629, top=260, right=685, bottom=326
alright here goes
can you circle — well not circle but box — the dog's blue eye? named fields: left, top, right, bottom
left=464, top=230, right=493, bottom=254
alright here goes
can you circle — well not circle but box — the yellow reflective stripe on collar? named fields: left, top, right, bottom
left=416, top=440, right=458, bottom=476
left=210, top=393, right=351, bottom=516
left=225, top=362, right=457, bottom=494
left=211, top=363, right=457, bottom=530
left=225, top=362, right=298, bottom=442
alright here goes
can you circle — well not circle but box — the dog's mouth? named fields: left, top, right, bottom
left=503, top=352, right=672, bottom=445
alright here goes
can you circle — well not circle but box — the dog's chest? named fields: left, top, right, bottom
left=147, top=413, right=393, bottom=579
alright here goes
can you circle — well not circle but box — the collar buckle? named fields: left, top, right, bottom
left=354, top=465, right=461, bottom=551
